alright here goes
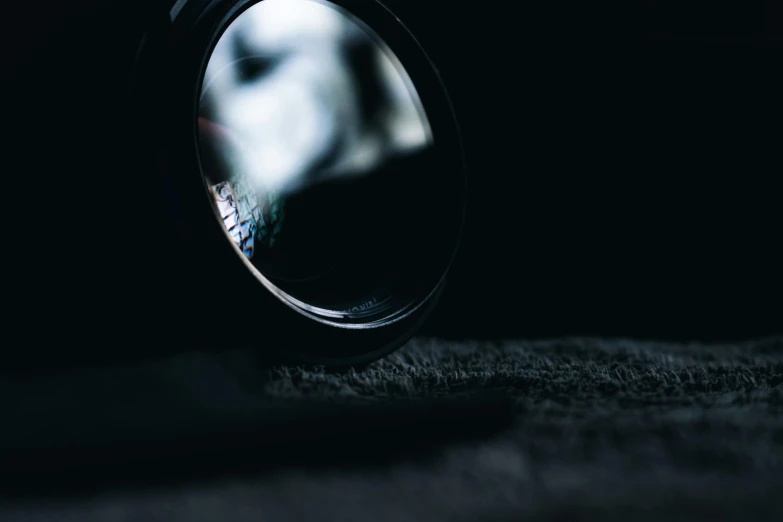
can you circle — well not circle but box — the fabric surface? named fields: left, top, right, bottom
left=2, top=337, right=783, bottom=521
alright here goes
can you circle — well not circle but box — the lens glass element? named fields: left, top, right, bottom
left=198, top=0, right=438, bottom=323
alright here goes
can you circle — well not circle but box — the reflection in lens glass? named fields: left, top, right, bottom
left=198, top=0, right=435, bottom=320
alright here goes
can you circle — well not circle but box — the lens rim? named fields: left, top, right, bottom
left=147, top=0, right=466, bottom=364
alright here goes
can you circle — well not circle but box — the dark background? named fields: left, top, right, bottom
left=3, top=0, right=781, bottom=347
left=412, top=0, right=783, bottom=341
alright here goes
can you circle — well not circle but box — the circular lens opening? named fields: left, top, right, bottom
left=197, top=0, right=457, bottom=326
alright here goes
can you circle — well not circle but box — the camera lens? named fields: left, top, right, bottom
left=131, top=0, right=465, bottom=363
left=195, top=0, right=461, bottom=328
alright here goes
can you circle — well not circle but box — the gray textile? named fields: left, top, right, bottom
left=2, top=337, right=782, bottom=521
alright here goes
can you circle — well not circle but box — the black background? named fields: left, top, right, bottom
left=405, top=0, right=783, bottom=341
left=3, top=0, right=781, bottom=351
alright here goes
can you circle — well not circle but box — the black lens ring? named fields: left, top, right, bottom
left=143, top=0, right=466, bottom=364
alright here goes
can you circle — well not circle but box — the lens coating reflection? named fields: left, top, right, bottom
left=198, top=0, right=437, bottom=320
